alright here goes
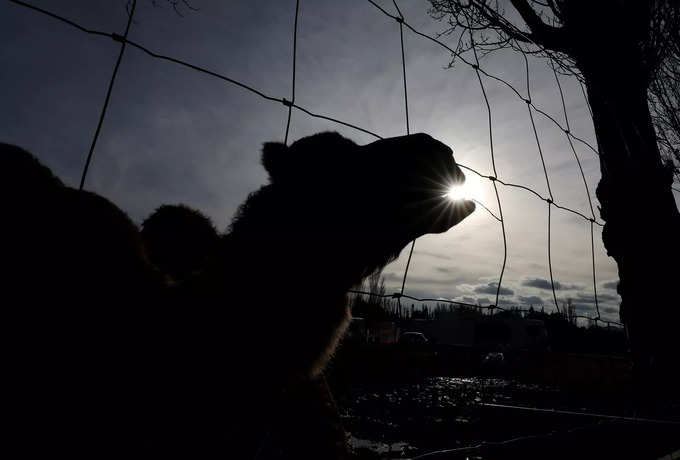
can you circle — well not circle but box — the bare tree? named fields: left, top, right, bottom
left=649, top=34, right=680, bottom=183
left=565, top=298, right=575, bottom=326
left=126, top=0, right=198, bottom=16
left=428, top=0, right=680, bottom=396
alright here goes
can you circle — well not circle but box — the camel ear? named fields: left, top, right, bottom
left=261, top=142, right=289, bottom=182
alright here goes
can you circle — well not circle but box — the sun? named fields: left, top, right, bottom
left=444, top=173, right=484, bottom=203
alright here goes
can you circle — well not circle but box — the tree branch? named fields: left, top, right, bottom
left=467, top=0, right=535, bottom=43
left=509, top=0, right=566, bottom=50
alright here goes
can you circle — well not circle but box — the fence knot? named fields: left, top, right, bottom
left=564, top=128, right=570, bottom=134
left=281, top=98, right=293, bottom=107
left=547, top=198, right=553, bottom=204
left=391, top=292, right=402, bottom=299
left=488, top=175, right=496, bottom=182
left=111, top=32, right=125, bottom=43
left=524, top=98, right=531, bottom=104
left=395, top=16, right=404, bottom=24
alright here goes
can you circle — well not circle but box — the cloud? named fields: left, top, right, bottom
left=569, top=303, right=597, bottom=314
left=571, top=292, right=620, bottom=304
left=414, top=250, right=453, bottom=261
left=474, top=282, right=514, bottom=296
left=517, top=295, right=544, bottom=305
left=382, top=272, right=402, bottom=282
left=457, top=296, right=494, bottom=306
left=436, top=266, right=455, bottom=274
left=602, top=306, right=619, bottom=314
left=602, top=281, right=619, bottom=290
left=522, top=277, right=582, bottom=291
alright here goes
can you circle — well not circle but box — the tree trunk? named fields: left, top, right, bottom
left=580, top=55, right=680, bottom=404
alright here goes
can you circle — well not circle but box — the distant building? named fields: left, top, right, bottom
left=403, top=313, right=548, bottom=350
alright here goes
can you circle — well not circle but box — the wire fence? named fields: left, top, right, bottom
left=8, top=1, right=680, bottom=456
left=6, top=0, right=624, bottom=328
left=410, top=408, right=680, bottom=460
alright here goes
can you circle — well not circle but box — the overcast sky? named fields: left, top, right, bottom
left=3, top=0, right=658, bottom=323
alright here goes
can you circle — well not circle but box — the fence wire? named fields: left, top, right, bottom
left=12, top=0, right=680, bottom=457
left=411, top=411, right=679, bottom=460
left=6, top=0, right=624, bottom=329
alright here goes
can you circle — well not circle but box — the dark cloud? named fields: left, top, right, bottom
left=458, top=296, right=495, bottom=306
left=398, top=289, right=460, bottom=305
left=570, top=303, right=597, bottom=314
left=571, top=292, right=620, bottom=304
left=517, top=295, right=544, bottom=305
left=603, top=306, right=619, bottom=314
left=474, top=283, right=514, bottom=296
left=597, top=293, right=620, bottom=302
left=382, top=272, right=402, bottom=282
left=522, top=277, right=582, bottom=291
left=602, top=281, right=619, bottom=290
left=414, top=251, right=453, bottom=261
left=405, top=276, right=464, bottom=286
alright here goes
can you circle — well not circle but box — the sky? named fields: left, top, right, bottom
left=1, top=0, right=654, bottom=324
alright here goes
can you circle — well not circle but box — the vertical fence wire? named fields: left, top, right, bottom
left=78, top=0, right=136, bottom=190
left=579, top=80, right=594, bottom=120
left=393, top=1, right=416, bottom=299
left=524, top=53, right=554, bottom=201
left=283, top=0, right=300, bottom=146
left=257, top=5, right=302, bottom=455
left=551, top=60, right=596, bottom=220
left=551, top=60, right=601, bottom=313
left=590, top=220, right=601, bottom=321
left=523, top=52, right=560, bottom=313
left=547, top=201, right=560, bottom=312
left=468, top=27, right=507, bottom=311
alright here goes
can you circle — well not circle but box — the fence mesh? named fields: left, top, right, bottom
left=8, top=0, right=680, bottom=456
left=7, top=0, right=623, bottom=327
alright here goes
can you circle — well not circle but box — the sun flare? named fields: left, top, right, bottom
left=444, top=174, right=484, bottom=203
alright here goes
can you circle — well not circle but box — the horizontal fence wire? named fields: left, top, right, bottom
left=348, top=289, right=623, bottom=328
left=12, top=1, right=666, bottom=458
left=7, top=0, right=624, bottom=330
left=411, top=413, right=679, bottom=460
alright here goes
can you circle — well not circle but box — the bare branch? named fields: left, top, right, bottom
left=149, top=0, right=199, bottom=17
left=509, top=0, right=566, bottom=50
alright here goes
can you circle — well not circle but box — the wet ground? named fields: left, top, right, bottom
left=335, top=377, right=679, bottom=459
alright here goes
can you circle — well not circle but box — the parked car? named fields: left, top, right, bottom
left=480, top=351, right=507, bottom=374
left=482, top=351, right=505, bottom=364
left=399, top=331, right=429, bottom=345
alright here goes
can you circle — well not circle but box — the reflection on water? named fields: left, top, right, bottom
left=349, top=436, right=413, bottom=456
left=338, top=377, right=620, bottom=458
left=343, top=376, right=560, bottom=415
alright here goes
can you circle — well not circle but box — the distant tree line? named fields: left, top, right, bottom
left=350, top=274, right=627, bottom=354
